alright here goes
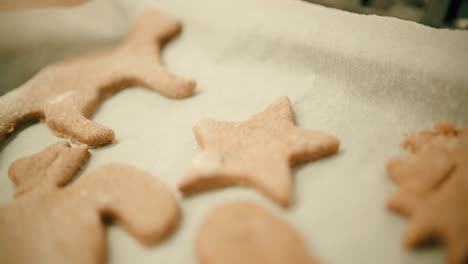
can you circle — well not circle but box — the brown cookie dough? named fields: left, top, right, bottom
left=196, top=201, right=319, bottom=264
left=0, top=141, right=180, bottom=264
left=179, top=96, right=339, bottom=207
left=0, top=9, right=196, bottom=147
left=386, top=123, right=468, bottom=264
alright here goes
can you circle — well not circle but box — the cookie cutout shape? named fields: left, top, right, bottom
left=0, top=142, right=180, bottom=264
left=387, top=123, right=468, bottom=193
left=0, top=9, right=196, bottom=147
left=197, top=201, right=319, bottom=264
left=400, top=122, right=466, bottom=153
left=386, top=123, right=468, bottom=264
left=179, top=96, right=339, bottom=207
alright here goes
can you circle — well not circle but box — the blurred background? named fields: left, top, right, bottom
left=1, top=0, right=466, bottom=95
left=304, top=0, right=468, bottom=28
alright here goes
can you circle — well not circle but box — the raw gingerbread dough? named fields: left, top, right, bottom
left=0, top=9, right=195, bottom=147
left=179, top=96, right=339, bottom=207
left=0, top=141, right=180, bottom=264
left=386, top=123, right=468, bottom=264
left=197, top=201, right=319, bottom=264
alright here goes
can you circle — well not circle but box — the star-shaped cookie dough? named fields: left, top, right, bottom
left=0, top=9, right=195, bottom=147
left=386, top=123, right=468, bottom=264
left=179, top=96, right=340, bottom=207
left=0, top=141, right=180, bottom=264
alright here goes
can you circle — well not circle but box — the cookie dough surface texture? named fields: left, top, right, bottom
left=197, top=201, right=319, bottom=264
left=179, top=96, right=339, bottom=207
left=1, top=0, right=467, bottom=263
left=0, top=9, right=196, bottom=147
left=386, top=123, right=468, bottom=264
left=0, top=142, right=180, bottom=264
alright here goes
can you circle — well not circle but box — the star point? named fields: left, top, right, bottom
left=179, top=96, right=340, bottom=207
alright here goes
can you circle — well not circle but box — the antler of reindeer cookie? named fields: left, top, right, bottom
left=0, top=9, right=195, bottom=147
left=9, top=141, right=90, bottom=197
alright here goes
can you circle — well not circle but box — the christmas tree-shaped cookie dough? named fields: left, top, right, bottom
left=386, top=123, right=468, bottom=264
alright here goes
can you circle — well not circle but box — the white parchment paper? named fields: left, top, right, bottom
left=1, top=0, right=467, bottom=263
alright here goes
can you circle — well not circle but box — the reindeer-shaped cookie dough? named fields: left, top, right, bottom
left=0, top=9, right=196, bottom=146
left=0, top=142, right=180, bottom=264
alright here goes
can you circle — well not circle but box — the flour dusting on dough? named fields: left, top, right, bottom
left=189, top=150, right=224, bottom=176
left=47, top=91, right=74, bottom=105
